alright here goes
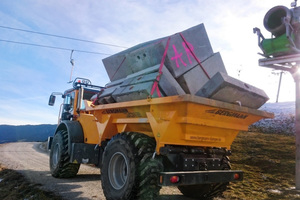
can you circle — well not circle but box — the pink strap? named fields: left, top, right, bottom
left=111, top=57, right=126, bottom=80
left=179, top=33, right=210, bottom=79
left=150, top=37, right=171, bottom=97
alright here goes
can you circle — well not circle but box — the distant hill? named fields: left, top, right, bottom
left=0, top=124, right=57, bottom=144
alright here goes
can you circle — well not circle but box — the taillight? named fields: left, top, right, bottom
left=234, top=173, right=240, bottom=180
left=170, top=176, right=180, bottom=183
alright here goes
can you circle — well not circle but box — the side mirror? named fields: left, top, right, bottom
left=48, top=95, right=56, bottom=106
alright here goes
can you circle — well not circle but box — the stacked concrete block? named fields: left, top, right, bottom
left=103, top=41, right=165, bottom=81
left=97, top=86, right=118, bottom=104
left=177, top=52, right=227, bottom=94
left=112, top=81, right=160, bottom=103
left=195, top=72, right=269, bottom=109
left=102, top=23, right=214, bottom=81
left=97, top=23, right=269, bottom=108
left=159, top=67, right=186, bottom=96
left=110, top=64, right=185, bottom=103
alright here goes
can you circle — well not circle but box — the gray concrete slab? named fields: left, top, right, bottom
left=126, top=65, right=160, bottom=79
left=99, top=86, right=119, bottom=97
left=112, top=81, right=162, bottom=102
left=111, top=66, right=184, bottom=102
left=105, top=78, right=124, bottom=88
left=102, top=38, right=164, bottom=81
left=177, top=52, right=227, bottom=94
left=121, top=72, right=158, bottom=87
left=102, top=23, right=213, bottom=81
left=105, top=65, right=160, bottom=88
left=160, top=66, right=186, bottom=96
left=163, top=24, right=214, bottom=78
left=195, top=72, right=269, bottom=109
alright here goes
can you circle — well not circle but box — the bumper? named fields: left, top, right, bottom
left=159, top=170, right=243, bottom=186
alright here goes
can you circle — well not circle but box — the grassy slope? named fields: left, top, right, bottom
left=223, top=132, right=300, bottom=200
left=0, top=165, right=63, bottom=200
left=0, top=132, right=299, bottom=199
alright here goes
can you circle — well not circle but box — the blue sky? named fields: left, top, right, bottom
left=0, top=0, right=293, bottom=125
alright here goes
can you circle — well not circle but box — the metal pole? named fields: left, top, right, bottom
left=292, top=67, right=300, bottom=189
left=276, top=71, right=283, bottom=103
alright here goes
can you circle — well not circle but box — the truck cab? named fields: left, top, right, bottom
left=48, top=77, right=103, bottom=123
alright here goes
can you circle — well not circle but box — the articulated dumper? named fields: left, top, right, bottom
left=48, top=78, right=272, bottom=200
left=48, top=23, right=273, bottom=200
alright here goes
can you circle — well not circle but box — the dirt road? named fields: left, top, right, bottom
left=0, top=142, right=192, bottom=200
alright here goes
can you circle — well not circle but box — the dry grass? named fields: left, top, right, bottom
left=223, top=132, right=300, bottom=200
left=0, top=165, right=62, bottom=200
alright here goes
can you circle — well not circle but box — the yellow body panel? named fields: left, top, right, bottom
left=78, top=95, right=273, bottom=154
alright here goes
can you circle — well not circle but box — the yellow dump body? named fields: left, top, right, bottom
left=78, top=95, right=273, bottom=154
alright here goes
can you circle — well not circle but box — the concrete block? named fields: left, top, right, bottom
left=102, top=38, right=165, bottom=81
left=112, top=82, right=162, bottom=102
left=163, top=24, right=214, bottom=78
left=121, top=72, right=159, bottom=87
left=98, top=96, right=116, bottom=104
left=160, top=66, right=186, bottom=96
left=111, top=66, right=185, bottom=102
left=126, top=64, right=160, bottom=79
left=105, top=78, right=124, bottom=88
left=99, top=86, right=119, bottom=98
left=93, top=86, right=119, bottom=105
left=105, top=65, right=160, bottom=88
left=102, top=23, right=213, bottom=81
left=195, top=72, right=269, bottom=109
left=124, top=42, right=165, bottom=75
left=177, top=52, right=227, bottom=94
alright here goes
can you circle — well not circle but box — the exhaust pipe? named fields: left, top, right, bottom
left=263, top=6, right=291, bottom=37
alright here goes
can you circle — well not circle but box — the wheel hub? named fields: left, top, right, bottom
left=108, top=152, right=129, bottom=190
left=52, top=143, right=60, bottom=167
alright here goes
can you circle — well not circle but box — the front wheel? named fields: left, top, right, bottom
left=49, top=130, right=80, bottom=178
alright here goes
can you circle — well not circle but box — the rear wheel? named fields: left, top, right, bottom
left=50, top=130, right=80, bottom=178
left=101, top=132, right=162, bottom=200
left=178, top=157, right=231, bottom=199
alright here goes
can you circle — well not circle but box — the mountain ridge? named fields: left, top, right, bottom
left=0, top=124, right=57, bottom=144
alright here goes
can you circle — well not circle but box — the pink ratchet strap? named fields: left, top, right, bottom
left=150, top=37, right=171, bottom=97
left=179, top=33, right=210, bottom=79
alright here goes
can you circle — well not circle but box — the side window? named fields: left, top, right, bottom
left=80, top=90, right=97, bottom=110
left=64, top=93, right=74, bottom=111
left=62, top=92, right=75, bottom=120
left=80, top=99, right=86, bottom=110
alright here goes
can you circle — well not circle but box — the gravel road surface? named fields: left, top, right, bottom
left=0, top=142, right=193, bottom=200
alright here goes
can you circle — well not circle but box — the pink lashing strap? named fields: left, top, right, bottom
left=179, top=33, right=210, bottom=79
left=111, top=57, right=126, bottom=81
left=150, top=37, right=171, bottom=97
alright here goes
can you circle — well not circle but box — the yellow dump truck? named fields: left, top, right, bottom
left=48, top=77, right=273, bottom=200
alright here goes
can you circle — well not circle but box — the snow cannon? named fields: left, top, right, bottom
left=254, top=3, right=300, bottom=57
left=263, top=6, right=292, bottom=37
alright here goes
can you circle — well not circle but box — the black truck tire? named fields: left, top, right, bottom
left=50, top=130, right=80, bottom=178
left=178, top=157, right=231, bottom=200
left=101, top=132, right=162, bottom=200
